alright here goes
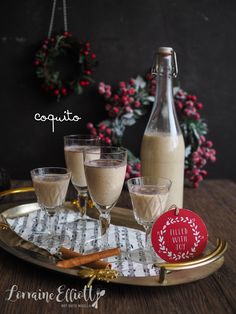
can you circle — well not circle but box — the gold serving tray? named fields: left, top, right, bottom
left=0, top=188, right=227, bottom=286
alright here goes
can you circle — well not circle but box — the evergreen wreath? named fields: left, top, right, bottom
left=34, top=32, right=97, bottom=101
left=87, top=75, right=216, bottom=188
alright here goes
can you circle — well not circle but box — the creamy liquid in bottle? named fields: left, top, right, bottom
left=141, top=132, right=185, bottom=209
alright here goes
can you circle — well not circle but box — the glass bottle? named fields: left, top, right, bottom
left=140, top=47, right=185, bottom=209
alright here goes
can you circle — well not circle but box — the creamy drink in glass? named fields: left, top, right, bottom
left=84, top=146, right=127, bottom=250
left=64, top=135, right=99, bottom=218
left=31, top=167, right=71, bottom=248
left=127, top=176, right=171, bottom=264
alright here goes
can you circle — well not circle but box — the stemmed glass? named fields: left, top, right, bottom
left=84, top=146, right=127, bottom=250
left=64, top=134, right=99, bottom=218
left=127, top=176, right=172, bottom=264
left=31, top=167, right=71, bottom=248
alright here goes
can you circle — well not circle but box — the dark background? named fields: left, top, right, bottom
left=0, top=0, right=235, bottom=180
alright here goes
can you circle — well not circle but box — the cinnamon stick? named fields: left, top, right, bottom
left=56, top=247, right=120, bottom=269
left=59, top=247, right=112, bottom=269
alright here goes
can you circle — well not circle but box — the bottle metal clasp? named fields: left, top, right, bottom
left=151, top=48, right=178, bottom=78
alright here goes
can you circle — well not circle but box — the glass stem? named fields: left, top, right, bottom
left=144, top=225, right=152, bottom=249
left=47, top=212, right=55, bottom=235
left=77, top=190, right=88, bottom=218
left=99, top=212, right=111, bottom=249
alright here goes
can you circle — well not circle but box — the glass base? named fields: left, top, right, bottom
left=33, top=233, right=71, bottom=251
left=64, top=217, right=96, bottom=231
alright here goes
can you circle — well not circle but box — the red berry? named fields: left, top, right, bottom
left=106, top=128, right=112, bottom=135
left=83, top=50, right=89, bottom=56
left=80, top=80, right=89, bottom=86
left=113, top=94, right=119, bottom=101
left=175, top=100, right=183, bottom=110
left=91, top=128, right=97, bottom=135
left=121, top=88, right=128, bottom=95
left=197, top=175, right=203, bottom=182
left=98, top=87, right=105, bottom=94
left=186, top=100, right=194, bottom=107
left=99, top=124, right=106, bottom=131
left=61, top=88, right=67, bottom=96
left=200, top=136, right=206, bottom=143
left=119, top=82, right=126, bottom=88
left=134, top=101, right=141, bottom=108
left=84, top=70, right=92, bottom=75
left=127, top=165, right=132, bottom=173
left=146, top=73, right=152, bottom=81
left=86, top=122, right=94, bottom=129
left=200, top=170, right=208, bottom=176
left=129, top=78, right=136, bottom=85
left=210, top=156, right=216, bottom=162
left=54, top=89, right=59, bottom=96
left=184, top=109, right=192, bottom=117
left=206, top=141, right=213, bottom=148
left=34, top=60, right=40, bottom=66
left=197, top=102, right=203, bottom=110
left=91, top=53, right=96, bottom=59
left=105, top=91, right=111, bottom=98
left=128, top=88, right=136, bottom=95
left=85, top=42, right=91, bottom=49
left=105, top=137, right=111, bottom=145
left=113, top=107, right=119, bottom=114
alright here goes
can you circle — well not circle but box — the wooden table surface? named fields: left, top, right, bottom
left=0, top=180, right=235, bottom=314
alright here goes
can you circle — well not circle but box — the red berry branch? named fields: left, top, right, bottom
left=174, top=90, right=216, bottom=187
left=87, top=75, right=216, bottom=187
left=34, top=32, right=97, bottom=101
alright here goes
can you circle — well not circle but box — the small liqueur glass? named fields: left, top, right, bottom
left=31, top=167, right=71, bottom=248
left=127, top=176, right=172, bottom=264
left=84, top=146, right=127, bottom=251
left=64, top=134, right=99, bottom=219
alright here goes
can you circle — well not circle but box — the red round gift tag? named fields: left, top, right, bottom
left=151, top=208, right=208, bottom=262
